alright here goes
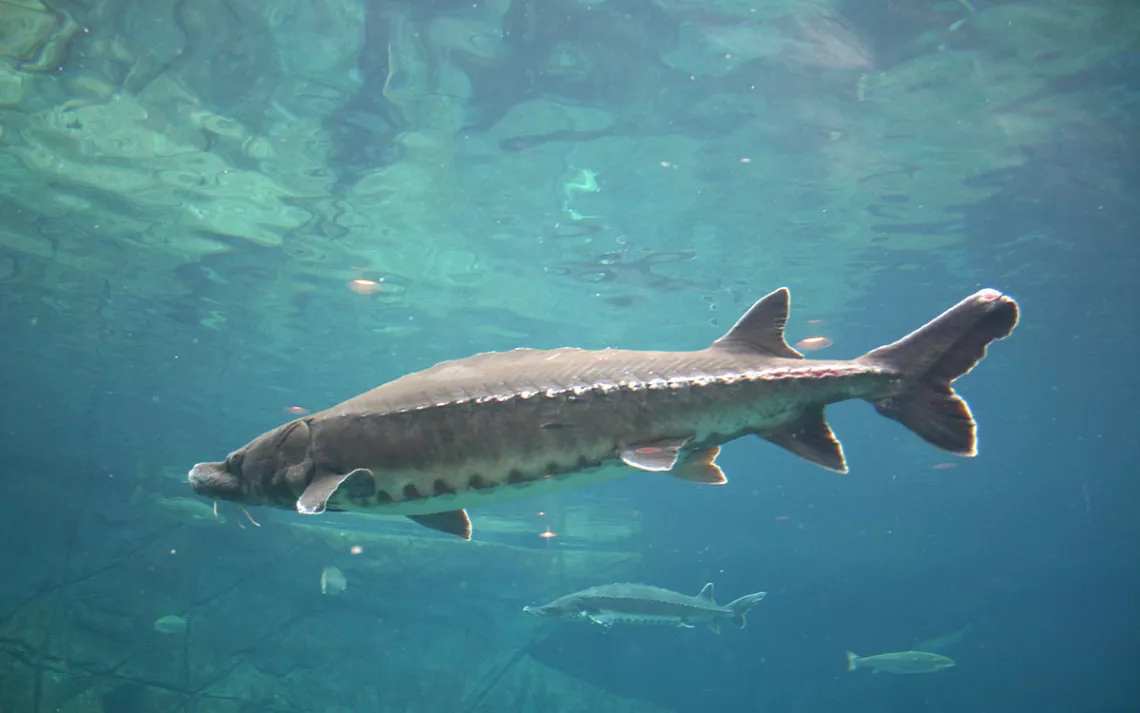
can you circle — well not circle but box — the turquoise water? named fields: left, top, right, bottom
left=0, top=1, right=1137, bottom=711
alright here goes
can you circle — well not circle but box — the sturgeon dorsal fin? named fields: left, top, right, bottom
left=712, top=287, right=804, bottom=359
left=697, top=583, right=716, bottom=603
left=297, top=468, right=375, bottom=515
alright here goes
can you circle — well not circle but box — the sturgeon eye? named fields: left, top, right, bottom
left=225, top=453, right=244, bottom=473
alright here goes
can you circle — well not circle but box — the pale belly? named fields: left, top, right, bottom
left=328, top=461, right=637, bottom=516
left=595, top=613, right=704, bottom=626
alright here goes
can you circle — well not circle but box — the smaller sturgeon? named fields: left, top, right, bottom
left=523, top=582, right=766, bottom=633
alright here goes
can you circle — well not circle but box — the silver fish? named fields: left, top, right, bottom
left=524, top=582, right=766, bottom=632
left=847, top=649, right=956, bottom=674
left=187, top=286, right=1019, bottom=539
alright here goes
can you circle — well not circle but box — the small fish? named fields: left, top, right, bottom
left=188, top=287, right=1018, bottom=540
left=795, top=336, right=834, bottom=351
left=153, top=614, right=188, bottom=635
left=523, top=582, right=766, bottom=633
left=846, top=649, right=956, bottom=674
left=320, top=566, right=346, bottom=595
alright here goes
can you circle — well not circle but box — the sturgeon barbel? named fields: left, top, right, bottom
left=524, top=582, right=766, bottom=632
left=188, top=286, right=1019, bottom=539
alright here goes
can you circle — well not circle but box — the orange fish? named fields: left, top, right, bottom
left=795, top=336, right=834, bottom=351
left=347, top=279, right=381, bottom=295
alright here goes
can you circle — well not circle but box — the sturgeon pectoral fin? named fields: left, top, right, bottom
left=407, top=510, right=472, bottom=540
left=588, top=614, right=616, bottom=627
left=671, top=447, right=727, bottom=485
left=619, top=437, right=691, bottom=471
left=297, top=468, right=375, bottom=515
left=763, top=408, right=848, bottom=473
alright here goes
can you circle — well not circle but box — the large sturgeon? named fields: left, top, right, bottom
left=188, top=286, right=1019, bottom=540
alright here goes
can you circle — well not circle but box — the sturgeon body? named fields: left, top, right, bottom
left=524, top=582, right=766, bottom=633
left=188, top=287, right=1019, bottom=539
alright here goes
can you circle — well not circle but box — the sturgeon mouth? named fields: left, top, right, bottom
left=188, top=462, right=243, bottom=501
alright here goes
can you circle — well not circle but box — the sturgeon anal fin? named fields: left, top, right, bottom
left=619, top=437, right=691, bottom=472
left=697, top=582, right=716, bottom=603
left=297, top=468, right=375, bottom=515
left=707, top=620, right=722, bottom=634
left=671, top=447, right=728, bottom=485
left=408, top=510, right=472, bottom=540
left=711, top=287, right=805, bottom=359
left=763, top=409, right=848, bottom=473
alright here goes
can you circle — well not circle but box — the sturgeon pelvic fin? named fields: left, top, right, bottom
left=621, top=441, right=728, bottom=485
left=672, top=447, right=728, bottom=485
left=711, top=287, right=804, bottom=358
left=619, top=438, right=690, bottom=471
left=859, top=288, right=1019, bottom=457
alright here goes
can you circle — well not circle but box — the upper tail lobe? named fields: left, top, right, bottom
left=726, top=591, right=768, bottom=629
left=858, top=288, right=1019, bottom=456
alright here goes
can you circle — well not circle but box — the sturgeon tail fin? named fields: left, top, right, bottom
left=858, top=288, right=1019, bottom=457
left=726, top=591, right=767, bottom=629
